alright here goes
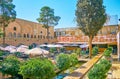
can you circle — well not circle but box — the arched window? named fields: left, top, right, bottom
left=38, top=35, right=39, bottom=38
left=8, top=32, right=12, bottom=37
left=13, top=32, right=16, bottom=38
left=43, top=36, right=45, bottom=39
left=34, top=35, right=36, bottom=38
left=17, top=33, right=21, bottom=38
left=24, top=34, right=26, bottom=38
left=27, top=34, right=29, bottom=38
left=31, top=35, right=33, bottom=38
left=40, top=35, right=42, bottom=39
left=40, top=31, right=42, bottom=34
left=13, top=27, right=16, bottom=31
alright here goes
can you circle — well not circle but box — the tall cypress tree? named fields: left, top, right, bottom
left=76, top=0, right=107, bottom=58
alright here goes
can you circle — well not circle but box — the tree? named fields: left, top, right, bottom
left=0, top=0, right=16, bottom=45
left=37, top=6, right=60, bottom=41
left=88, top=64, right=106, bottom=79
left=88, top=59, right=111, bottom=79
left=69, top=53, right=78, bottom=66
left=92, top=46, right=98, bottom=56
left=0, top=28, right=3, bottom=38
left=76, top=0, right=107, bottom=58
left=0, top=55, right=20, bottom=77
left=19, top=58, right=55, bottom=79
left=56, top=53, right=71, bottom=71
left=99, top=59, right=111, bottom=73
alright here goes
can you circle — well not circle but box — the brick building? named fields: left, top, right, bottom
left=0, top=18, right=56, bottom=45
left=55, top=24, right=119, bottom=53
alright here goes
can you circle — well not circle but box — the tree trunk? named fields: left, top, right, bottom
left=2, top=24, right=5, bottom=46
left=89, top=35, right=93, bottom=58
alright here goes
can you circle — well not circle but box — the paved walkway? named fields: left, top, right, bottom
left=107, top=55, right=120, bottom=79
left=64, top=54, right=103, bottom=79
left=107, top=64, right=120, bottom=79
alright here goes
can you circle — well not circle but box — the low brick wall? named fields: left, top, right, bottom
left=0, top=38, right=57, bottom=46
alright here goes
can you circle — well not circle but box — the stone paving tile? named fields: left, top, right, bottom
left=107, top=64, right=120, bottom=79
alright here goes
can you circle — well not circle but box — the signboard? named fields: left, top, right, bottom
left=57, top=35, right=116, bottom=43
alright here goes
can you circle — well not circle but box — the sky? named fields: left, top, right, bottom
left=13, top=0, right=120, bottom=28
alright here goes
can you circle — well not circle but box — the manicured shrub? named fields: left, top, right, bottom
left=69, top=53, right=78, bottom=66
left=72, top=49, right=76, bottom=54
left=103, top=49, right=111, bottom=57
left=49, top=47, right=57, bottom=53
left=14, top=52, right=22, bottom=57
left=88, top=64, right=106, bottom=79
left=72, top=48, right=81, bottom=56
left=76, top=48, right=81, bottom=56
left=88, top=59, right=112, bottom=79
left=107, top=47, right=113, bottom=53
left=104, top=47, right=113, bottom=57
left=92, top=46, right=98, bottom=56
left=19, top=58, right=55, bottom=79
left=99, top=59, right=111, bottom=73
left=56, top=53, right=71, bottom=71
left=60, top=48, right=65, bottom=52
left=0, top=50, right=4, bottom=56
left=0, top=55, right=20, bottom=77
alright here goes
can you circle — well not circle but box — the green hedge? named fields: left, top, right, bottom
left=92, top=46, right=98, bottom=56
left=19, top=58, right=55, bottom=79
left=56, top=53, right=78, bottom=71
left=0, top=55, right=20, bottom=77
left=88, top=59, right=111, bottom=79
left=103, top=47, right=113, bottom=58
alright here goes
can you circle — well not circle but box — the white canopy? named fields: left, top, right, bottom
left=19, top=45, right=28, bottom=48
left=79, top=44, right=89, bottom=48
left=17, top=47, right=29, bottom=53
left=40, top=44, right=63, bottom=48
left=39, top=44, right=47, bottom=47
left=0, top=46, right=5, bottom=50
left=47, top=44, right=63, bottom=48
left=4, top=45, right=16, bottom=52
left=24, top=48, right=49, bottom=55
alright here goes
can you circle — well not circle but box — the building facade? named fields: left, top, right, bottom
left=55, top=25, right=119, bottom=53
left=0, top=18, right=56, bottom=45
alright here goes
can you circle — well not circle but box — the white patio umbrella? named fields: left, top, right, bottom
left=4, top=45, right=16, bottom=51
left=17, top=47, right=29, bottom=53
left=79, top=44, right=89, bottom=48
left=47, top=44, right=63, bottom=48
left=10, top=49, right=17, bottom=53
left=54, top=44, right=63, bottom=48
left=39, top=44, right=47, bottom=47
left=0, top=46, right=5, bottom=50
left=47, top=44, right=56, bottom=48
left=19, top=45, right=28, bottom=48
left=41, top=49, right=49, bottom=55
left=24, top=48, right=49, bottom=55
